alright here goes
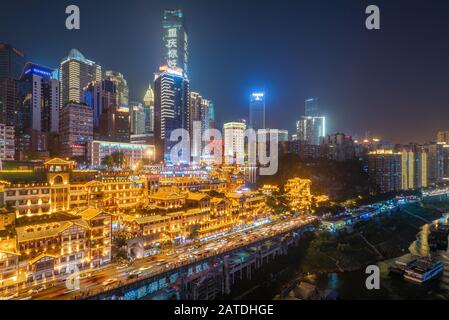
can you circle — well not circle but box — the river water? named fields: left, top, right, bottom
left=308, top=213, right=449, bottom=300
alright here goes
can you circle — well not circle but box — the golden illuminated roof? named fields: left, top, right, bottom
left=44, top=158, right=75, bottom=166
left=184, top=208, right=203, bottom=216
left=16, top=221, right=75, bottom=242
left=73, top=207, right=106, bottom=221
left=149, top=191, right=186, bottom=201
left=226, top=192, right=244, bottom=199
left=84, top=180, right=105, bottom=187
left=135, top=215, right=170, bottom=225
left=0, top=238, right=19, bottom=256
left=211, top=197, right=225, bottom=204
left=29, top=253, right=60, bottom=265
left=187, top=193, right=209, bottom=201
left=368, top=149, right=401, bottom=155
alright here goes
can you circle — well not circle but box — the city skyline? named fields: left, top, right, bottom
left=2, top=1, right=449, bottom=304
left=1, top=0, right=449, bottom=144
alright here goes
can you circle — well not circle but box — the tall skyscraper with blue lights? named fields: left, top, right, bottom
left=249, top=92, right=266, bottom=131
left=18, top=63, right=60, bottom=134
left=163, top=9, right=188, bottom=78
left=305, top=97, right=319, bottom=117
left=297, top=97, right=326, bottom=145
left=154, top=66, right=190, bottom=162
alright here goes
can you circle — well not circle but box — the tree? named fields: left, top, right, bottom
left=111, top=151, right=125, bottom=168
left=189, top=224, right=201, bottom=239
left=101, top=152, right=126, bottom=170
left=101, top=155, right=114, bottom=170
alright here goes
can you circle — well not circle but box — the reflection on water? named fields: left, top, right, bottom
left=312, top=213, right=449, bottom=300
left=409, top=223, right=430, bottom=257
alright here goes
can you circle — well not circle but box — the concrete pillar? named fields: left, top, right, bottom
left=223, top=256, right=231, bottom=295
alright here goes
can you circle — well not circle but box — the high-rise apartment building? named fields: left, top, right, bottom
left=322, top=133, right=355, bottom=162
left=130, top=102, right=146, bottom=135
left=104, top=70, right=129, bottom=108
left=0, top=123, right=15, bottom=160
left=367, top=150, right=402, bottom=193
left=437, top=131, right=449, bottom=144
left=224, top=122, right=246, bottom=165
left=401, top=144, right=428, bottom=190
left=59, top=103, right=93, bottom=160
left=98, top=106, right=130, bottom=143
left=425, top=142, right=445, bottom=184
left=60, top=49, right=102, bottom=107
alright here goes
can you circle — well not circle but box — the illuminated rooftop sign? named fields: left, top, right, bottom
left=252, top=93, right=265, bottom=101
left=24, top=67, right=53, bottom=78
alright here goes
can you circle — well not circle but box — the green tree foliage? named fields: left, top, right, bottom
left=258, top=154, right=373, bottom=201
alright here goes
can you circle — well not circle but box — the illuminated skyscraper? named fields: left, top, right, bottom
left=163, top=9, right=188, bottom=78
left=0, top=42, right=25, bottom=80
left=154, top=66, right=190, bottom=162
left=208, top=101, right=216, bottom=130
left=143, top=84, right=155, bottom=133
left=15, top=63, right=60, bottom=154
left=84, top=79, right=118, bottom=130
left=305, top=97, right=319, bottom=117
left=189, top=92, right=212, bottom=158
left=59, top=103, right=93, bottom=160
left=401, top=144, right=428, bottom=190
left=83, top=78, right=129, bottom=142
left=437, top=131, right=449, bottom=144
left=297, top=116, right=326, bottom=146
left=105, top=70, right=129, bottom=108
left=425, top=142, right=445, bottom=183
left=297, top=98, right=326, bottom=146
left=0, top=43, right=26, bottom=127
left=224, top=122, right=246, bottom=165
left=60, top=49, right=102, bottom=107
left=249, top=92, right=265, bottom=131
left=130, top=102, right=145, bottom=135
left=367, top=150, right=402, bottom=193
left=18, top=63, right=60, bottom=134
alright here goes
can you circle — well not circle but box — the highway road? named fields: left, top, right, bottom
left=10, top=214, right=315, bottom=300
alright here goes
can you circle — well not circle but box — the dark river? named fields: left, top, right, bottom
left=308, top=213, right=449, bottom=300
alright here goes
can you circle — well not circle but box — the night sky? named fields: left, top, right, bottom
left=1, top=0, right=449, bottom=144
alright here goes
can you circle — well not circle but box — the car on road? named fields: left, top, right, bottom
left=79, top=272, right=92, bottom=279
left=0, top=292, right=18, bottom=300
left=116, top=264, right=129, bottom=270
left=127, top=270, right=143, bottom=279
left=28, top=286, right=46, bottom=294
left=102, top=278, right=118, bottom=286
left=63, top=288, right=80, bottom=295
left=155, top=261, right=168, bottom=266
left=139, top=265, right=152, bottom=272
